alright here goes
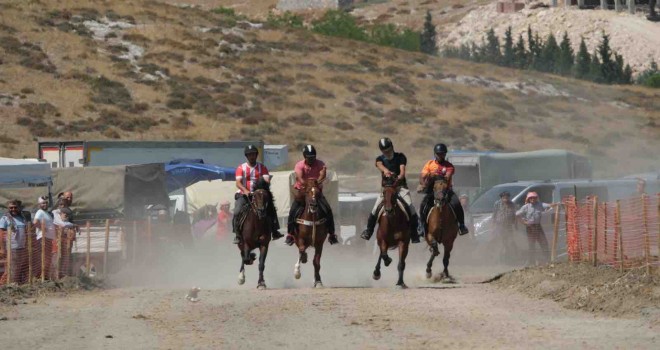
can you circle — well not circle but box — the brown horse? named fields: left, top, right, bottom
left=424, top=176, right=458, bottom=281
left=372, top=177, right=410, bottom=288
left=293, top=178, right=328, bottom=288
left=237, top=188, right=271, bottom=289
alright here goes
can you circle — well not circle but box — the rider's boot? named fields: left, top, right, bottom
left=285, top=221, right=295, bottom=246
left=271, top=219, right=284, bottom=240
left=409, top=214, right=420, bottom=243
left=360, top=214, right=377, bottom=240
left=232, top=218, right=241, bottom=244
left=459, top=224, right=469, bottom=236
left=327, top=224, right=339, bottom=245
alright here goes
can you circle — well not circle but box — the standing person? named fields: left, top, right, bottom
left=492, top=191, right=518, bottom=264
left=516, top=192, right=553, bottom=265
left=216, top=201, right=231, bottom=242
left=285, top=145, right=337, bottom=246
left=232, top=144, right=282, bottom=244
left=33, top=196, right=55, bottom=280
left=636, top=178, right=646, bottom=196
left=417, top=143, right=469, bottom=236
left=54, top=207, right=77, bottom=278
left=360, top=137, right=420, bottom=243
left=0, top=200, right=29, bottom=284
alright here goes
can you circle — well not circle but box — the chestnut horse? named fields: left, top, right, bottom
left=237, top=187, right=272, bottom=290
left=293, top=178, right=329, bottom=288
left=424, top=176, right=458, bottom=281
left=372, top=177, right=410, bottom=288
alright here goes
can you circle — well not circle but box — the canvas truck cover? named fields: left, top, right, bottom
left=185, top=170, right=340, bottom=218
left=52, top=163, right=169, bottom=219
left=477, top=149, right=591, bottom=189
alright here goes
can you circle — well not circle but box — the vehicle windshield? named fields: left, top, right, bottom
left=470, top=185, right=527, bottom=214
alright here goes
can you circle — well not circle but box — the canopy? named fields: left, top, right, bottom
left=165, top=160, right=236, bottom=193
left=0, top=158, right=51, bottom=210
left=184, top=170, right=339, bottom=220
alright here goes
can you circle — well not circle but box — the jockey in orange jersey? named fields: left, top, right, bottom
left=232, top=144, right=283, bottom=244
left=418, top=143, right=469, bottom=236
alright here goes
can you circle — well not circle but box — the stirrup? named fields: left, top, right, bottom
left=360, top=229, right=373, bottom=240
left=328, top=234, right=338, bottom=245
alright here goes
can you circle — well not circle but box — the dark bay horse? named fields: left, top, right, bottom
left=293, top=178, right=328, bottom=288
left=424, top=176, right=458, bottom=282
left=237, top=186, right=272, bottom=290
left=372, top=177, right=410, bottom=288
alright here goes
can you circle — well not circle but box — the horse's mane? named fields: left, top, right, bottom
left=253, top=178, right=274, bottom=203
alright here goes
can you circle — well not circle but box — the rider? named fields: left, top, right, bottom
left=417, top=143, right=469, bottom=236
left=285, top=144, right=338, bottom=246
left=232, top=144, right=283, bottom=244
left=360, top=137, right=420, bottom=243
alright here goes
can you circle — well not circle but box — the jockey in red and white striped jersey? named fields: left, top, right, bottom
left=232, top=144, right=283, bottom=244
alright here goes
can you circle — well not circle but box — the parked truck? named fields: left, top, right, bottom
left=38, top=140, right=266, bottom=168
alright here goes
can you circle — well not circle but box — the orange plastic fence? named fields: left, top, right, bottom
left=565, top=194, right=659, bottom=270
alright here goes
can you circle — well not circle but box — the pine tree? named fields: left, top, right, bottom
left=539, top=33, right=560, bottom=73
left=597, top=32, right=617, bottom=84
left=420, top=10, right=438, bottom=55
left=622, top=64, right=633, bottom=84
left=526, top=26, right=536, bottom=67
left=513, top=34, right=527, bottom=69
left=557, top=32, right=574, bottom=76
left=589, top=49, right=602, bottom=83
left=575, top=37, right=591, bottom=79
left=502, top=26, right=515, bottom=67
left=484, top=28, right=501, bottom=65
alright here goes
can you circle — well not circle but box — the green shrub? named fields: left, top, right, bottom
left=212, top=7, right=236, bottom=17
left=312, top=10, right=368, bottom=41
left=90, top=76, right=133, bottom=109
left=370, top=24, right=420, bottom=52
left=267, top=11, right=304, bottom=29
left=641, top=73, right=660, bottom=88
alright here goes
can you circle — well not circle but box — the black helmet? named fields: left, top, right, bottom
left=434, top=143, right=448, bottom=154
left=302, top=144, right=317, bottom=158
left=378, top=137, right=393, bottom=151
left=244, top=144, right=259, bottom=155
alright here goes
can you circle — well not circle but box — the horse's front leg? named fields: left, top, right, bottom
left=426, top=249, right=436, bottom=279
left=238, top=260, right=246, bottom=285
left=373, top=255, right=382, bottom=280
left=397, top=240, right=409, bottom=289
left=442, top=242, right=454, bottom=282
left=379, top=237, right=392, bottom=267
left=313, top=244, right=324, bottom=288
left=257, top=244, right=268, bottom=290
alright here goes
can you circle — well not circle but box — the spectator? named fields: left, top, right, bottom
left=216, top=201, right=231, bottom=241
left=492, top=191, right=518, bottom=264
left=636, top=178, right=646, bottom=196
left=53, top=207, right=77, bottom=278
left=33, top=196, right=56, bottom=280
left=516, top=192, right=554, bottom=266
left=0, top=199, right=29, bottom=284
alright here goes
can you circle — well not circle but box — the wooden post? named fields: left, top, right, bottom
left=552, top=203, right=560, bottom=263
left=628, top=0, right=635, bottom=13
left=592, top=196, right=598, bottom=266
left=55, top=227, right=62, bottom=281
left=615, top=200, right=624, bottom=272
left=615, top=0, right=621, bottom=11
left=27, top=222, right=33, bottom=285
left=40, top=219, right=46, bottom=282
left=600, top=0, right=607, bottom=10
left=578, top=0, right=585, bottom=8
left=641, top=194, right=650, bottom=274
left=86, top=221, right=91, bottom=277
left=103, top=219, right=110, bottom=279
left=132, top=220, right=137, bottom=264
left=602, top=203, right=608, bottom=264
left=147, top=216, right=152, bottom=261
left=6, top=226, right=12, bottom=283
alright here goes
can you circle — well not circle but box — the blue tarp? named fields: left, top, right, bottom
left=165, top=160, right=236, bottom=192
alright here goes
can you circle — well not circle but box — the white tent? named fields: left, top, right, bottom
left=185, top=170, right=339, bottom=220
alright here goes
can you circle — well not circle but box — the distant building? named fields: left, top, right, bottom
left=277, top=0, right=353, bottom=11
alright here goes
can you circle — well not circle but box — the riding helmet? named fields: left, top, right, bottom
left=244, top=144, right=259, bottom=155
left=434, top=143, right=448, bottom=154
left=378, top=137, right=393, bottom=151
left=302, top=144, right=317, bottom=157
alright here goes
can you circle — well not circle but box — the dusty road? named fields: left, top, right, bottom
left=2, top=281, right=659, bottom=349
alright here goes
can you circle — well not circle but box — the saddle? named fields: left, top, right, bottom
left=375, top=195, right=411, bottom=221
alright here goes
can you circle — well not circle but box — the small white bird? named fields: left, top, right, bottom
left=185, top=287, right=201, bottom=302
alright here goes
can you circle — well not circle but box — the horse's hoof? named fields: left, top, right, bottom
left=300, top=253, right=308, bottom=264
left=294, top=269, right=301, bottom=280
left=314, top=282, right=324, bottom=289
left=373, top=272, right=381, bottom=281
left=425, top=271, right=432, bottom=279
left=238, top=273, right=245, bottom=285
left=383, top=256, right=392, bottom=267
left=396, top=283, right=408, bottom=289
left=257, top=283, right=267, bottom=290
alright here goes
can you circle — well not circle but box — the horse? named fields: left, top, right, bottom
left=292, top=178, right=329, bottom=288
left=372, top=177, right=410, bottom=288
left=424, top=175, right=458, bottom=282
left=237, top=183, right=272, bottom=290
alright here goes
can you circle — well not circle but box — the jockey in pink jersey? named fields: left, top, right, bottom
left=285, top=144, right=338, bottom=246
left=232, top=144, right=283, bottom=244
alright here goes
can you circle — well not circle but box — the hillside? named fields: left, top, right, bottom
left=0, top=0, right=658, bottom=176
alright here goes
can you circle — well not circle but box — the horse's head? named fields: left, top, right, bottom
left=304, top=178, right=320, bottom=214
left=251, top=189, right=270, bottom=220
left=382, top=177, right=399, bottom=216
left=431, top=175, right=449, bottom=204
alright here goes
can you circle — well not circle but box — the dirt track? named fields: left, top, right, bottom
left=2, top=281, right=659, bottom=349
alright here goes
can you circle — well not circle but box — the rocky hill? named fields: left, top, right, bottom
left=0, top=0, right=658, bottom=176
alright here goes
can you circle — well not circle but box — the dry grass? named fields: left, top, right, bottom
left=0, top=0, right=657, bottom=176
